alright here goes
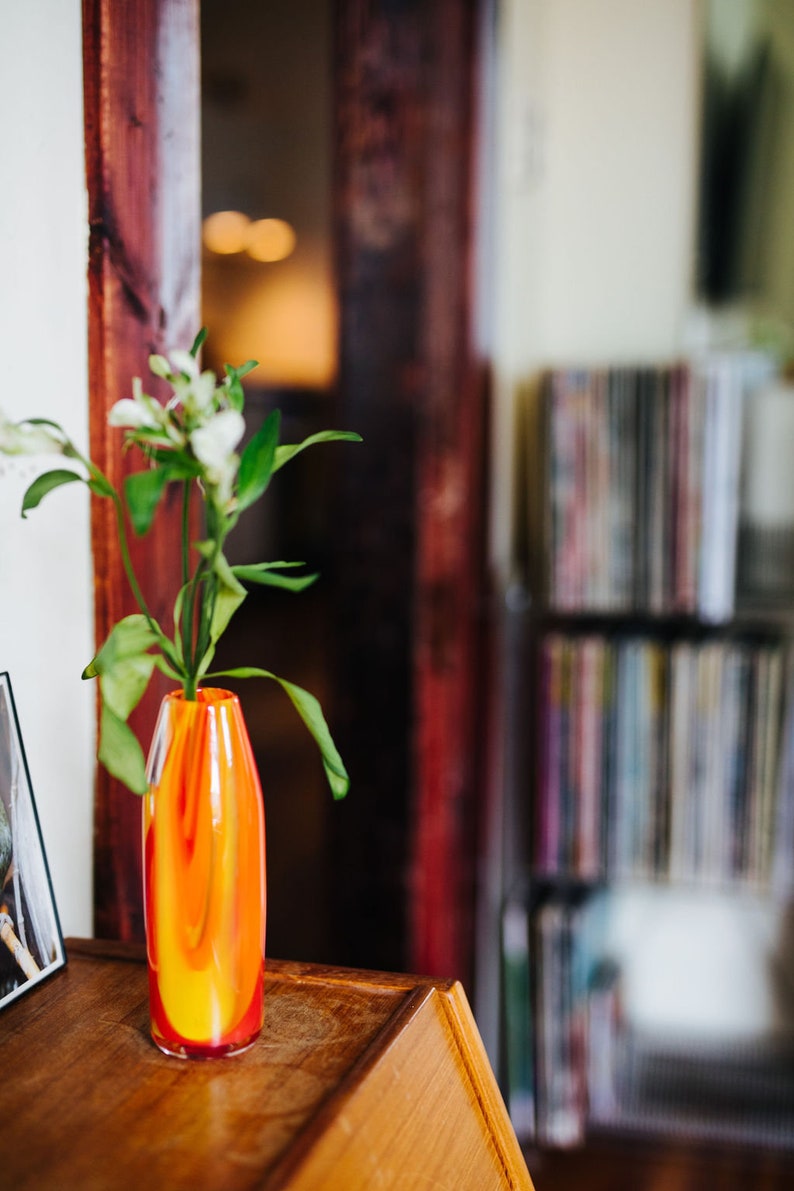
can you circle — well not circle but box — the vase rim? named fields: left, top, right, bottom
left=166, top=687, right=239, bottom=705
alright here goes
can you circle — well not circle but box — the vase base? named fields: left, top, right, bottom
left=151, top=1033, right=259, bottom=1060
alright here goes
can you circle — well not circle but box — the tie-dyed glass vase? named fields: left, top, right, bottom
left=143, top=688, right=266, bottom=1058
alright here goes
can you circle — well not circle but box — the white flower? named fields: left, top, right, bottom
left=191, top=409, right=245, bottom=471
left=110, top=377, right=158, bottom=427
left=167, top=349, right=200, bottom=379
left=190, top=409, right=245, bottom=506
left=180, top=370, right=217, bottom=414
left=108, top=399, right=160, bottom=430
left=158, top=349, right=218, bottom=416
left=108, top=379, right=184, bottom=445
left=0, top=411, right=65, bottom=456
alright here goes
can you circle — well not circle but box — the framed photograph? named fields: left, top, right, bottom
left=0, top=672, right=66, bottom=1008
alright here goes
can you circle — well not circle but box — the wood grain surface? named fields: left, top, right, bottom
left=2, top=939, right=533, bottom=1190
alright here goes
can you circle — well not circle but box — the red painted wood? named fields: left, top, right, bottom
left=82, top=0, right=201, bottom=940
left=410, top=0, right=488, bottom=983
left=332, top=0, right=487, bottom=983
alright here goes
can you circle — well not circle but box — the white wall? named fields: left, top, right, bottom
left=490, top=0, right=701, bottom=577
left=0, top=1, right=94, bottom=938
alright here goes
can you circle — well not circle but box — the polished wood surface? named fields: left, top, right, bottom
left=3, top=939, right=533, bottom=1190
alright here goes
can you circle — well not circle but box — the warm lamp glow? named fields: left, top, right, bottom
left=202, top=249, right=338, bottom=389
left=202, top=210, right=251, bottom=255
left=245, top=218, right=296, bottom=263
left=203, top=212, right=298, bottom=263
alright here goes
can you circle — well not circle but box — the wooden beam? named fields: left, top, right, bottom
left=410, top=0, right=488, bottom=983
left=82, top=0, right=201, bottom=940
left=332, top=0, right=486, bottom=983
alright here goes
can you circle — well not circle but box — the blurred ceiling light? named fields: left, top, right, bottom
left=202, top=210, right=251, bottom=254
left=245, top=218, right=296, bottom=263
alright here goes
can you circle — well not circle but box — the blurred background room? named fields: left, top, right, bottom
left=4, top=1, right=794, bottom=1187
left=200, top=2, right=794, bottom=1182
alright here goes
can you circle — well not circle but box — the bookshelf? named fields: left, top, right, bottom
left=493, top=354, right=794, bottom=1153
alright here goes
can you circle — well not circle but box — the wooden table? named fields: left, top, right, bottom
left=2, top=938, right=534, bottom=1190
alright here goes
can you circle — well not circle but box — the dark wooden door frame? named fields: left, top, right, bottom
left=82, top=0, right=201, bottom=940
left=83, top=0, right=487, bottom=986
left=332, top=0, right=488, bottom=984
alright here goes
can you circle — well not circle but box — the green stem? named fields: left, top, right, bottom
left=67, top=443, right=157, bottom=635
left=180, top=480, right=195, bottom=677
left=181, top=479, right=191, bottom=589
left=183, top=563, right=211, bottom=701
left=194, top=574, right=214, bottom=668
left=192, top=505, right=222, bottom=675
left=181, top=502, right=221, bottom=701
left=181, top=559, right=206, bottom=699
left=111, top=489, right=158, bottom=632
left=89, top=459, right=180, bottom=677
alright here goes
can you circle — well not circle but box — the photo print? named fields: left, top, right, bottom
left=0, top=672, right=65, bottom=1008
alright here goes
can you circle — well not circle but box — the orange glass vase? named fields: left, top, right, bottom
left=143, top=688, right=266, bottom=1058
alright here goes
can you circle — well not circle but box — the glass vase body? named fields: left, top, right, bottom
left=143, top=687, right=266, bottom=1058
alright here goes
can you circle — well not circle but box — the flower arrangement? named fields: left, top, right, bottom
left=0, top=329, right=359, bottom=799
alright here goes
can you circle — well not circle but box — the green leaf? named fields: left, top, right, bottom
left=83, top=615, right=161, bottom=719
left=83, top=614, right=180, bottom=702
left=87, top=470, right=115, bottom=499
left=85, top=615, right=174, bottom=795
left=196, top=553, right=247, bottom=679
left=224, top=359, right=258, bottom=383
left=98, top=704, right=148, bottom=796
left=25, top=417, right=69, bottom=446
left=273, top=430, right=362, bottom=473
left=211, top=552, right=247, bottom=638
left=226, top=377, right=245, bottom=412
left=220, top=360, right=257, bottom=413
left=85, top=614, right=161, bottom=677
left=116, top=610, right=181, bottom=675
left=190, top=327, right=208, bottom=358
left=153, top=654, right=183, bottom=683
left=102, top=652, right=157, bottom=721
left=171, top=585, right=186, bottom=663
left=123, top=467, right=171, bottom=535
left=236, top=410, right=280, bottom=511
left=232, top=562, right=318, bottom=592
left=25, top=417, right=66, bottom=430
left=21, top=469, right=83, bottom=517
left=230, top=360, right=257, bottom=380
left=204, top=666, right=350, bottom=799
